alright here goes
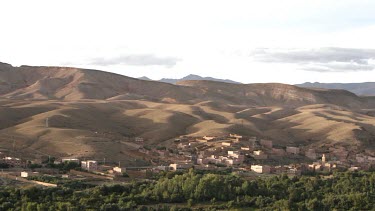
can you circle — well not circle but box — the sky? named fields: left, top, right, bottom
left=1, top=0, right=375, bottom=84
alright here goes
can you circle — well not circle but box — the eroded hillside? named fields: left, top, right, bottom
left=0, top=63, right=375, bottom=163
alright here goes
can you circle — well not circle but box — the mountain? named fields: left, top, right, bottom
left=138, top=76, right=152, bottom=81
left=0, top=64, right=200, bottom=102
left=297, top=82, right=375, bottom=96
left=0, top=64, right=370, bottom=107
left=157, top=74, right=242, bottom=84
left=177, top=80, right=369, bottom=108
left=1, top=62, right=375, bottom=164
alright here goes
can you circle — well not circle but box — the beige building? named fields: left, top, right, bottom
left=253, top=150, right=268, bottom=160
left=21, top=171, right=39, bottom=178
left=251, top=165, right=271, bottom=174
left=222, top=142, right=232, bottom=147
left=203, top=136, right=217, bottom=141
left=286, top=147, right=300, bottom=155
left=260, top=140, right=273, bottom=149
left=113, top=167, right=126, bottom=173
left=241, top=147, right=251, bottom=151
left=169, top=163, right=193, bottom=171
left=225, top=159, right=241, bottom=166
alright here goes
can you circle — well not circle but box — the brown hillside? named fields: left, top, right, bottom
left=0, top=65, right=200, bottom=102
left=0, top=63, right=374, bottom=164
left=0, top=64, right=370, bottom=108
left=1, top=99, right=374, bottom=165
left=177, top=80, right=366, bottom=108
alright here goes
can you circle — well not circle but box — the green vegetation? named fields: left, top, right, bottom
left=27, top=175, right=68, bottom=185
left=0, top=170, right=374, bottom=210
left=28, top=163, right=43, bottom=170
left=46, top=162, right=80, bottom=172
left=0, top=163, right=10, bottom=169
left=156, top=146, right=166, bottom=150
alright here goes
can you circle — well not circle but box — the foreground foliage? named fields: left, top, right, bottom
left=0, top=170, right=374, bottom=210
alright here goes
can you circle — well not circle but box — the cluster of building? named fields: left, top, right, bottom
left=2, top=156, right=24, bottom=167
left=0, top=154, right=26, bottom=168
left=57, top=158, right=99, bottom=171
left=1, top=134, right=375, bottom=185
left=166, top=134, right=304, bottom=172
left=149, top=134, right=375, bottom=175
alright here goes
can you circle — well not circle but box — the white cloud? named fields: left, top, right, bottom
left=250, top=48, right=375, bottom=72
left=87, top=54, right=181, bottom=67
left=1, top=0, right=375, bottom=83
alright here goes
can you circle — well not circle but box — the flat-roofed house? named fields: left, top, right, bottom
left=169, top=163, right=193, bottom=171
left=251, top=165, right=271, bottom=174
left=81, top=160, right=98, bottom=171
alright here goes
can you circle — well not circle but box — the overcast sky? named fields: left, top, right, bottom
left=1, top=0, right=375, bottom=84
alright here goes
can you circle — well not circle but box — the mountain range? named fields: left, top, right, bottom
left=0, top=61, right=374, bottom=164
left=139, top=74, right=241, bottom=84
left=139, top=74, right=375, bottom=96
left=297, top=82, right=375, bottom=96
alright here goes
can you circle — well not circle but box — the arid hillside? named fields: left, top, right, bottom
left=177, top=80, right=370, bottom=108
left=0, top=63, right=199, bottom=103
left=1, top=63, right=373, bottom=108
left=0, top=62, right=375, bottom=164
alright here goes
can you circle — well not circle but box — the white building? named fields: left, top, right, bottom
left=61, top=158, right=80, bottom=163
left=135, top=137, right=144, bottom=142
left=222, top=142, right=232, bottom=147
left=21, top=171, right=39, bottom=178
left=20, top=171, right=29, bottom=178
left=113, top=167, right=126, bottom=173
left=228, top=151, right=240, bottom=156
left=81, top=160, right=98, bottom=171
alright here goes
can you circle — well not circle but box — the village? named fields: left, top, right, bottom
left=0, top=134, right=374, bottom=187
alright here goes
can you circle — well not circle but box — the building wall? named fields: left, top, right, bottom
left=286, top=147, right=300, bottom=154
left=260, top=140, right=273, bottom=149
left=251, top=165, right=270, bottom=173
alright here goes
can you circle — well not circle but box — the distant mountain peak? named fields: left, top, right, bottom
left=158, top=74, right=241, bottom=84
left=185, top=74, right=199, bottom=77
left=297, top=82, right=375, bottom=96
left=138, top=76, right=152, bottom=81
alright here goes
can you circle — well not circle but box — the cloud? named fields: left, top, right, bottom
left=250, top=47, right=375, bottom=72
left=88, top=54, right=181, bottom=68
